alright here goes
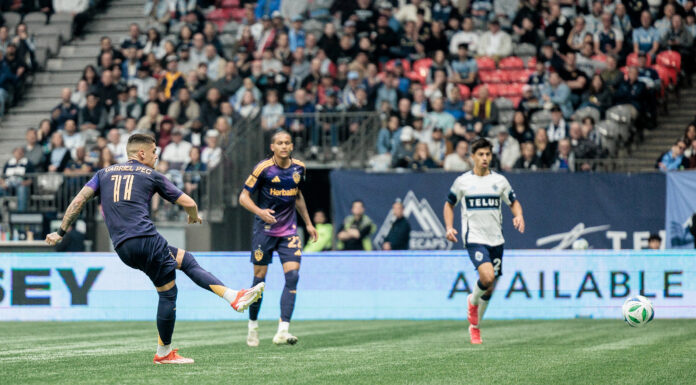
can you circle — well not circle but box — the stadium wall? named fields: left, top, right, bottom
left=331, top=171, right=666, bottom=250
left=0, top=251, right=692, bottom=321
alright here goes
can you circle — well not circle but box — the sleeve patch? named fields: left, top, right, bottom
left=508, top=190, right=517, bottom=203
left=447, top=191, right=458, bottom=205
left=245, top=175, right=257, bottom=188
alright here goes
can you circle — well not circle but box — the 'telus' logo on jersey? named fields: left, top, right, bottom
left=465, top=195, right=500, bottom=209
left=373, top=191, right=453, bottom=250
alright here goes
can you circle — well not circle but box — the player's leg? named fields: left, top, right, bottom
left=174, top=247, right=265, bottom=312
left=465, top=244, right=496, bottom=344
left=247, top=236, right=275, bottom=347
left=247, top=264, right=268, bottom=347
left=477, top=245, right=504, bottom=326
left=152, top=273, right=194, bottom=364
left=273, top=235, right=302, bottom=345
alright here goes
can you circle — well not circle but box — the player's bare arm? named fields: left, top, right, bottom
left=443, top=201, right=458, bottom=243
left=239, top=189, right=277, bottom=224
left=175, top=193, right=202, bottom=224
left=295, top=191, right=317, bottom=242
left=45, top=186, right=95, bottom=246
left=510, top=200, right=525, bottom=234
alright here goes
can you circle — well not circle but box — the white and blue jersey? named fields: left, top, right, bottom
left=447, top=171, right=516, bottom=247
left=632, top=27, right=661, bottom=53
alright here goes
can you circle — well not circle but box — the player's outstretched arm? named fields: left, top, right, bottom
left=45, top=186, right=95, bottom=245
left=510, top=200, right=525, bottom=234
left=175, top=193, right=202, bottom=224
left=443, top=202, right=458, bottom=243
left=295, top=191, right=317, bottom=242
left=239, top=189, right=277, bottom=224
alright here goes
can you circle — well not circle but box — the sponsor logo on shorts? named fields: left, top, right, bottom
left=475, top=251, right=483, bottom=261
left=254, top=247, right=264, bottom=262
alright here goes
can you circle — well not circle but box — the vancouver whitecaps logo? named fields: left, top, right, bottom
left=373, top=191, right=453, bottom=250
left=535, top=223, right=610, bottom=249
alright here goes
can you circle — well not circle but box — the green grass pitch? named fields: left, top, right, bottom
left=1, top=320, right=695, bottom=385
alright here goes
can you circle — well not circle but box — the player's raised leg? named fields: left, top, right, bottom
left=273, top=261, right=300, bottom=345
left=247, top=265, right=268, bottom=347
left=174, top=247, right=265, bottom=312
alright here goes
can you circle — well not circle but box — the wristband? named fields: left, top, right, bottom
left=57, top=228, right=67, bottom=237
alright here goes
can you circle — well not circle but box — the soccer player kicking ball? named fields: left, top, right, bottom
left=443, top=138, right=525, bottom=344
left=45, top=134, right=265, bottom=364
left=239, top=130, right=317, bottom=347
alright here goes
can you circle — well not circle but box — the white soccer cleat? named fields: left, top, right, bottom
left=272, top=331, right=298, bottom=345
left=231, top=282, right=265, bottom=312
left=247, top=327, right=260, bottom=347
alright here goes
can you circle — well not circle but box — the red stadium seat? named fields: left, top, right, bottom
left=412, top=58, right=433, bottom=83
left=458, top=84, right=471, bottom=99
left=591, top=54, right=607, bottom=63
left=406, top=71, right=425, bottom=84
left=385, top=59, right=412, bottom=73
left=206, top=8, right=233, bottom=30
left=526, top=56, right=537, bottom=68
left=652, top=64, right=676, bottom=86
left=473, top=84, right=501, bottom=98
left=479, top=69, right=506, bottom=83
left=220, top=0, right=240, bottom=8
left=656, top=50, right=681, bottom=72
left=619, top=66, right=629, bottom=79
left=476, top=56, right=496, bottom=72
left=498, top=83, right=524, bottom=97
left=499, top=56, right=524, bottom=70
left=229, top=7, right=246, bottom=22
left=503, top=69, right=533, bottom=83
left=626, top=52, right=651, bottom=67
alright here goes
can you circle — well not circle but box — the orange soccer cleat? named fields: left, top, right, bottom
left=153, top=349, right=194, bottom=364
left=467, top=294, right=479, bottom=326
left=231, top=282, right=265, bottom=312
left=469, top=325, right=482, bottom=345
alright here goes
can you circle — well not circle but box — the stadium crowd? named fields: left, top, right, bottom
left=3, top=0, right=696, bottom=210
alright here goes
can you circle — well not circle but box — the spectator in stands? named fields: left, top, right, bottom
left=183, top=146, right=206, bottom=196
left=656, top=4, right=676, bottom=36
left=78, top=93, right=107, bottom=134
left=546, top=105, right=568, bottom=142
left=130, top=66, right=156, bottom=102
left=382, top=200, right=411, bottom=251
left=63, top=146, right=93, bottom=176
left=427, top=127, right=447, bottom=165
left=24, top=128, right=44, bottom=172
left=661, top=15, right=695, bottom=76
left=476, top=19, right=512, bottom=59
left=541, top=72, right=573, bottom=118
left=0, top=48, right=16, bottom=117
left=71, top=79, right=89, bottom=108
left=238, top=90, right=261, bottom=118
left=48, top=132, right=71, bottom=173
left=580, top=74, right=612, bottom=116
left=121, top=23, right=144, bottom=57
left=514, top=141, right=542, bottom=170
left=201, top=130, right=222, bottom=169
left=167, top=87, right=200, bottom=133
left=615, top=66, right=647, bottom=114
left=551, top=138, right=576, bottom=172
left=544, top=3, right=572, bottom=51
left=450, top=43, right=477, bottom=87
left=203, top=44, right=226, bottom=81
left=136, top=102, right=164, bottom=133
left=232, top=77, right=262, bottom=107
left=535, top=127, right=557, bottom=168
left=93, top=147, right=115, bottom=170
left=569, top=121, right=599, bottom=170
left=633, top=11, right=660, bottom=57
left=96, top=70, right=118, bottom=111
left=197, top=87, right=222, bottom=130
left=567, top=16, right=589, bottom=52
left=51, top=88, right=79, bottom=131
left=375, top=72, right=400, bottom=112
left=337, top=200, right=376, bottom=251
left=647, top=234, right=661, bottom=249
left=286, top=88, right=315, bottom=144
left=4, top=44, right=26, bottom=97
left=121, top=46, right=140, bottom=82
left=599, top=54, right=622, bottom=92
left=160, top=55, right=186, bottom=99
left=303, top=210, right=332, bottom=252
left=656, top=139, right=689, bottom=171
left=509, top=111, right=535, bottom=143
left=410, top=142, right=440, bottom=170
left=443, top=139, right=473, bottom=171
left=177, top=45, right=197, bottom=75
left=261, top=89, right=285, bottom=130
left=492, top=126, right=520, bottom=171
left=161, top=129, right=192, bottom=170
left=558, top=52, right=588, bottom=107
left=594, top=12, right=623, bottom=56
left=472, top=86, right=498, bottom=135
left=13, top=23, right=36, bottom=73
left=106, top=129, right=127, bottom=163
left=0, top=147, right=33, bottom=212
left=62, top=119, right=85, bottom=158
left=425, top=96, right=456, bottom=136
left=110, top=86, right=141, bottom=129
left=581, top=116, right=603, bottom=150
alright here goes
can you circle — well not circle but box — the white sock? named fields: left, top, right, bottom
left=471, top=281, right=487, bottom=306
left=157, top=344, right=172, bottom=357
left=249, top=320, right=259, bottom=330
left=278, top=321, right=290, bottom=333
left=222, top=288, right=238, bottom=304
left=478, top=299, right=489, bottom=324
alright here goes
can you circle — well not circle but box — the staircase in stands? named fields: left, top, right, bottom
left=0, top=0, right=146, bottom=165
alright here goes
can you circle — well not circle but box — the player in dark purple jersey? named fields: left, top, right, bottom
left=45, top=134, right=264, bottom=364
left=239, top=130, right=317, bottom=346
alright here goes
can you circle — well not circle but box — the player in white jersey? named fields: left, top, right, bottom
left=443, top=138, right=525, bottom=344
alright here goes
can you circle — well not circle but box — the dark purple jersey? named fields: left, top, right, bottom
left=243, top=158, right=306, bottom=237
left=86, top=160, right=183, bottom=247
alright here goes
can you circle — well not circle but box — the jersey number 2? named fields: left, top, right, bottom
left=287, top=236, right=301, bottom=249
left=111, top=175, right=134, bottom=202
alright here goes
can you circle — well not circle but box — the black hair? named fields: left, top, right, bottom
left=127, top=133, right=156, bottom=146
left=648, top=234, right=661, bottom=242
left=471, top=138, right=492, bottom=154
left=271, top=130, right=292, bottom=145
left=352, top=199, right=364, bottom=207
